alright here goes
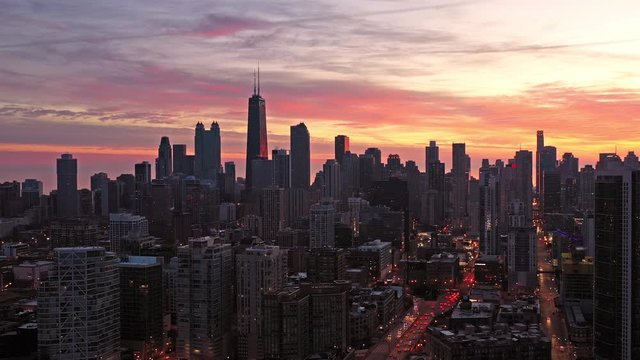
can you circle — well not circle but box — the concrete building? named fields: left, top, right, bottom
left=237, top=243, right=288, bottom=359
left=309, top=201, right=336, bottom=248
left=109, top=213, right=149, bottom=254
left=176, top=237, right=234, bottom=359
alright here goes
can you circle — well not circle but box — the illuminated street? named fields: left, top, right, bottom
left=537, top=226, right=572, bottom=359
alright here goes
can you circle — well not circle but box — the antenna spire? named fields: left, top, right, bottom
left=253, top=69, right=256, bottom=95
left=257, top=62, right=261, bottom=95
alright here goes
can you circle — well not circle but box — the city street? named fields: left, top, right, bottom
left=537, top=226, right=572, bottom=359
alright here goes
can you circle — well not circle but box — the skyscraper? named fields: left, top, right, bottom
left=322, top=160, right=341, bottom=200
left=155, top=136, right=172, bottom=179
left=109, top=213, right=149, bottom=254
left=425, top=140, right=439, bottom=171
left=173, top=144, right=187, bottom=175
left=593, top=154, right=640, bottom=359
left=56, top=153, right=78, bottom=217
left=536, top=130, right=544, bottom=193
left=451, top=143, right=469, bottom=228
left=260, top=187, right=285, bottom=243
left=335, top=135, right=350, bottom=165
left=290, top=123, right=310, bottom=189
left=118, top=256, right=163, bottom=358
left=309, top=201, right=336, bottom=248
left=194, top=122, right=222, bottom=180
left=514, top=150, right=533, bottom=220
left=38, top=247, right=120, bottom=360
left=245, top=72, right=268, bottom=190
left=237, top=244, right=287, bottom=360
left=506, top=200, right=536, bottom=291
left=176, top=237, right=234, bottom=359
left=272, top=149, right=291, bottom=189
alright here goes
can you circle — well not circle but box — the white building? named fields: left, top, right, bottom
left=236, top=243, right=287, bottom=360
left=38, top=247, right=120, bottom=360
left=109, top=213, right=148, bottom=254
left=176, top=237, right=234, bottom=359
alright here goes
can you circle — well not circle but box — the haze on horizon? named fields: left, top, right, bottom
left=2, top=0, right=640, bottom=190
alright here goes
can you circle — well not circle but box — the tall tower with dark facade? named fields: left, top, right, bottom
left=155, top=136, right=172, bottom=179
left=194, top=122, right=222, bottom=180
left=245, top=71, right=268, bottom=190
left=334, top=135, right=350, bottom=165
left=593, top=154, right=640, bottom=359
left=290, top=123, right=310, bottom=189
left=56, top=153, right=78, bottom=217
left=451, top=143, right=469, bottom=229
left=536, top=130, right=544, bottom=193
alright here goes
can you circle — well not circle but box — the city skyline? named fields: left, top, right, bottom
left=3, top=0, right=640, bottom=189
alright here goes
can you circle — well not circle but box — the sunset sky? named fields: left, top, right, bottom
left=2, top=0, right=640, bottom=191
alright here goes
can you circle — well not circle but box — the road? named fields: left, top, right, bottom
left=537, top=226, right=572, bottom=359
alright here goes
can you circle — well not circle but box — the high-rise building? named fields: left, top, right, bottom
left=322, top=160, right=341, bottom=200
left=306, top=248, right=346, bottom=283
left=451, top=143, right=469, bottom=229
left=309, top=201, right=336, bottom=248
left=135, top=161, right=152, bottom=188
left=335, top=135, right=350, bottom=165
left=109, top=213, right=149, bottom=254
left=506, top=201, right=536, bottom=291
left=536, top=130, right=544, bottom=192
left=56, top=153, right=78, bottom=217
left=425, top=140, right=440, bottom=168
left=38, top=247, right=120, bottom=360
left=514, top=150, right=533, bottom=220
left=479, top=162, right=500, bottom=255
left=237, top=244, right=288, bottom=360
left=21, top=178, right=42, bottom=209
left=261, top=187, right=285, bottom=243
left=290, top=123, right=310, bottom=189
left=194, top=122, right=222, bottom=180
left=539, top=145, right=557, bottom=205
left=593, top=154, right=640, bottom=359
left=272, top=149, right=291, bottom=189
left=155, top=136, right=172, bottom=179
left=579, top=165, right=595, bottom=212
left=173, top=144, right=188, bottom=175
left=224, top=161, right=236, bottom=201
left=176, top=237, right=234, bottom=359
left=118, top=256, right=163, bottom=358
left=263, top=286, right=310, bottom=359
left=245, top=72, right=268, bottom=190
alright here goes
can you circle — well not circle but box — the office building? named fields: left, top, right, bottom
left=507, top=201, right=536, bottom=291
left=118, top=256, right=163, bottom=358
left=56, top=153, right=78, bottom=217
left=593, top=155, right=640, bottom=359
left=309, top=201, right=336, bottom=248
left=272, top=149, right=291, bottom=189
left=173, top=144, right=188, bottom=175
left=236, top=244, right=287, bottom=359
left=176, top=237, right=234, bottom=359
left=306, top=247, right=347, bottom=283
left=261, top=187, right=285, bottom=243
left=21, top=178, right=42, bottom=209
left=451, top=143, right=468, bottom=229
left=245, top=72, right=268, bottom=190
left=335, top=135, right=350, bottom=165
left=109, top=213, right=149, bottom=254
left=322, top=160, right=341, bottom=200
left=194, top=122, right=221, bottom=180
left=38, top=247, right=120, bottom=360
left=290, top=123, right=310, bottom=189
left=155, top=136, right=172, bottom=179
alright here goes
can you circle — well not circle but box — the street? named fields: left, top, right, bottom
left=537, top=226, right=572, bottom=359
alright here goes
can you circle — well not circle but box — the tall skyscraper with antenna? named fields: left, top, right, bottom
left=245, top=68, right=268, bottom=190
